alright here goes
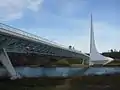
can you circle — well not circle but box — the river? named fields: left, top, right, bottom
left=0, top=67, right=120, bottom=78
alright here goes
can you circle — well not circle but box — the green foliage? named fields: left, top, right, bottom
left=55, top=59, right=70, bottom=66
left=102, top=52, right=120, bottom=59
left=66, top=58, right=83, bottom=64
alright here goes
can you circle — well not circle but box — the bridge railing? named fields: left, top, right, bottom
left=0, top=23, right=66, bottom=46
left=0, top=23, right=88, bottom=56
left=0, top=23, right=68, bottom=48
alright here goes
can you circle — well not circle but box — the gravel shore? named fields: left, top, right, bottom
left=0, top=73, right=120, bottom=90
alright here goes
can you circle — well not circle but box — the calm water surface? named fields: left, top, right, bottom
left=0, top=67, right=120, bottom=77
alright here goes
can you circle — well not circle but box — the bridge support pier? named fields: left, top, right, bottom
left=81, top=59, right=86, bottom=65
left=0, top=48, right=21, bottom=80
left=82, top=59, right=84, bottom=65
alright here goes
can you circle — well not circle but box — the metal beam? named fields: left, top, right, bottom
left=0, top=38, right=15, bottom=49
left=0, top=48, right=21, bottom=80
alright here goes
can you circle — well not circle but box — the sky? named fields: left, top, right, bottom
left=0, top=0, right=119, bottom=53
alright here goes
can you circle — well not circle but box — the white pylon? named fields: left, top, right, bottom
left=89, top=14, right=114, bottom=65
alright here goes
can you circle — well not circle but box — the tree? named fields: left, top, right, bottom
left=55, top=59, right=70, bottom=66
left=110, top=49, right=113, bottom=52
left=69, top=45, right=72, bottom=49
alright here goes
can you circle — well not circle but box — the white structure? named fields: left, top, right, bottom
left=89, top=14, right=114, bottom=66
left=0, top=48, right=21, bottom=80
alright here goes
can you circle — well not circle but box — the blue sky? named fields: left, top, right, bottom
left=0, top=0, right=119, bottom=53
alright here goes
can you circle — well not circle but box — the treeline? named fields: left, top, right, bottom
left=86, top=49, right=120, bottom=59
left=102, top=52, right=120, bottom=59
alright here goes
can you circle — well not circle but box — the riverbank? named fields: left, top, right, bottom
left=0, top=73, right=120, bottom=90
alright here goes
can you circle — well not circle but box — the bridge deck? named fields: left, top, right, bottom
left=0, top=23, right=89, bottom=59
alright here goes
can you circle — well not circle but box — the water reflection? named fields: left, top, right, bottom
left=85, top=67, right=120, bottom=75
left=0, top=67, right=120, bottom=77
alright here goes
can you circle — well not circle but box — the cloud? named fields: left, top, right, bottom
left=1, top=0, right=118, bottom=53
left=0, top=0, right=44, bottom=21
left=45, top=0, right=88, bottom=18
left=59, top=0, right=88, bottom=17
left=27, top=0, right=44, bottom=12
